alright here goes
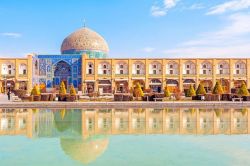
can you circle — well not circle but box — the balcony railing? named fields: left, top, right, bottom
left=182, top=74, right=196, bottom=77
left=19, top=74, right=28, bottom=77
left=199, top=74, right=212, bottom=77
left=233, top=74, right=247, bottom=77
left=98, top=74, right=112, bottom=77
left=166, top=74, right=179, bottom=77
left=115, top=74, right=129, bottom=77
left=216, top=74, right=230, bottom=77
left=149, top=74, right=162, bottom=77
left=132, top=74, right=145, bottom=77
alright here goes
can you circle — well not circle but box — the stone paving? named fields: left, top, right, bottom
left=0, top=101, right=250, bottom=109
left=0, top=93, right=10, bottom=102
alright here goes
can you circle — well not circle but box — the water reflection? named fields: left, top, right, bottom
left=0, top=108, right=249, bottom=137
left=0, top=108, right=249, bottom=164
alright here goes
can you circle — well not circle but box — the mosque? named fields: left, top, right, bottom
left=0, top=25, right=250, bottom=94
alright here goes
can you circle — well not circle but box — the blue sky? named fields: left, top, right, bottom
left=1, top=0, right=250, bottom=58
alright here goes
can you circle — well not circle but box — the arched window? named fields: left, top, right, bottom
left=149, top=61, right=162, bottom=75
left=234, top=61, right=246, bottom=75
left=183, top=61, right=196, bottom=75
left=217, top=61, right=229, bottom=75
left=86, top=62, right=94, bottom=74
left=116, top=61, right=128, bottom=75
left=132, top=61, right=145, bottom=75
left=166, top=61, right=179, bottom=75
left=19, top=64, right=27, bottom=75
left=98, top=62, right=111, bottom=75
left=1, top=63, right=15, bottom=75
left=200, top=61, right=212, bottom=75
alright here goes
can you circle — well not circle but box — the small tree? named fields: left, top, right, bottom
left=31, top=84, right=41, bottom=95
left=69, top=84, right=76, bottom=96
left=134, top=82, right=144, bottom=98
left=212, top=81, right=224, bottom=101
left=164, top=86, right=171, bottom=97
left=212, top=82, right=224, bottom=94
left=59, top=81, right=67, bottom=95
left=237, top=82, right=249, bottom=97
left=186, top=85, right=196, bottom=97
left=196, top=84, right=206, bottom=95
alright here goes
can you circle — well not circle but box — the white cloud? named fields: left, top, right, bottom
left=163, top=12, right=250, bottom=58
left=189, top=3, right=205, bottom=10
left=207, top=0, right=250, bottom=15
left=151, top=0, right=179, bottom=17
left=0, top=32, right=22, bottom=38
left=142, top=47, right=155, bottom=53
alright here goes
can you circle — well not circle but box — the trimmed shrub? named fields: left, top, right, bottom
left=31, top=84, right=41, bottom=96
left=164, top=86, right=171, bottom=97
left=186, top=85, right=196, bottom=97
left=59, top=81, right=67, bottom=95
left=69, top=84, right=76, bottom=96
left=212, top=82, right=224, bottom=94
left=196, top=84, right=206, bottom=95
left=237, top=82, right=249, bottom=96
left=134, top=82, right=144, bottom=98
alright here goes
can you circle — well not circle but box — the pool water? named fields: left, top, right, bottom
left=0, top=108, right=250, bottom=166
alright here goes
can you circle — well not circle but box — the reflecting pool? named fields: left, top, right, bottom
left=1, top=108, right=250, bottom=166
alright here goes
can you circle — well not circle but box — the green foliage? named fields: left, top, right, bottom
left=196, top=84, right=206, bottom=95
left=164, top=86, right=171, bottom=97
left=59, top=81, right=67, bottom=95
left=134, top=82, right=144, bottom=97
left=31, top=84, right=41, bottom=95
left=186, top=85, right=196, bottom=97
left=69, top=84, right=76, bottom=96
left=237, top=82, right=249, bottom=96
left=212, top=82, right=224, bottom=94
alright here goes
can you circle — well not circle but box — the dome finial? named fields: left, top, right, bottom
left=83, top=19, right=86, bottom=28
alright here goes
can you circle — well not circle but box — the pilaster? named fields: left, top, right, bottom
left=212, top=59, right=216, bottom=86
left=145, top=59, right=149, bottom=89
left=179, top=59, right=183, bottom=92
left=247, top=59, right=250, bottom=89
left=27, top=55, right=33, bottom=93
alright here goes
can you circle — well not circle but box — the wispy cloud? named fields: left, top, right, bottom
left=188, top=3, right=205, bottom=10
left=163, top=12, right=250, bottom=58
left=0, top=32, right=22, bottom=38
left=142, top=47, right=155, bottom=53
left=151, top=0, right=179, bottom=17
left=207, top=0, right=250, bottom=15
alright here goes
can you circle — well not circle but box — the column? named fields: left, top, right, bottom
left=212, top=59, right=216, bottom=87
left=229, top=59, right=234, bottom=91
left=94, top=59, right=98, bottom=92
left=179, top=59, right=183, bottom=92
left=111, top=59, right=116, bottom=93
left=81, top=54, right=87, bottom=92
left=27, top=55, right=33, bottom=93
left=162, top=59, right=166, bottom=89
left=128, top=59, right=132, bottom=90
left=0, top=81, right=2, bottom=93
left=145, top=59, right=149, bottom=89
left=196, top=59, right=200, bottom=88
left=247, top=59, right=250, bottom=89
